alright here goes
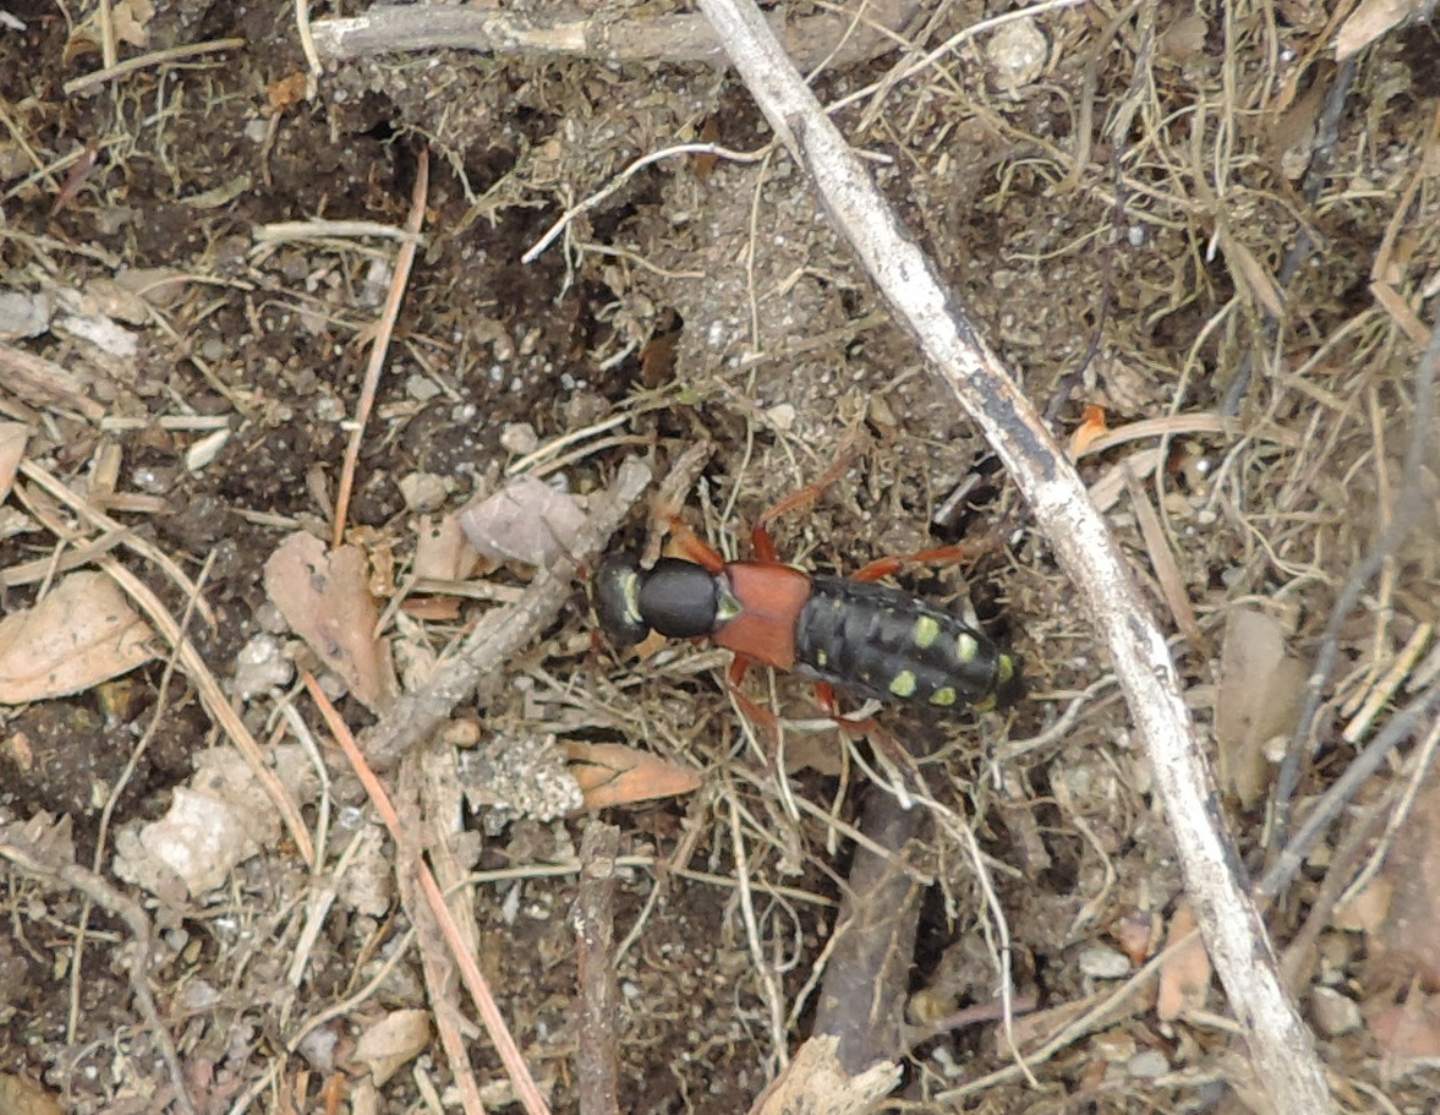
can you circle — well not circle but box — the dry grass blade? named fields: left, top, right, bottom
left=333, top=147, right=429, bottom=548
left=1122, top=462, right=1202, bottom=651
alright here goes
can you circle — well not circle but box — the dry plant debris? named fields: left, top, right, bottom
left=0, top=571, right=156, bottom=702
left=262, top=532, right=400, bottom=714
left=2, top=0, right=1440, bottom=1111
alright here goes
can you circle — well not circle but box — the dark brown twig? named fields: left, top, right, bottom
left=812, top=782, right=927, bottom=1073
left=361, top=457, right=651, bottom=770
left=574, top=821, right=622, bottom=1115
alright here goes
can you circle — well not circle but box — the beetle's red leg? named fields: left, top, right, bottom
left=748, top=433, right=868, bottom=561
left=725, top=654, right=785, bottom=749
left=665, top=515, right=726, bottom=573
left=850, top=535, right=1001, bottom=583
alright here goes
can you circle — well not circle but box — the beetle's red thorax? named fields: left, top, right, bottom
left=710, top=561, right=811, bottom=669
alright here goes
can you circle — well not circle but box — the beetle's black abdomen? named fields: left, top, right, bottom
left=794, top=577, right=1017, bottom=712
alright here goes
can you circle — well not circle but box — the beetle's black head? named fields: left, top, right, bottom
left=638, top=558, right=721, bottom=639
left=594, top=553, right=650, bottom=646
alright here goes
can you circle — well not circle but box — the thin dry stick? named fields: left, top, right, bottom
left=310, top=0, right=919, bottom=69
left=360, top=456, right=651, bottom=770
left=62, top=36, right=246, bottom=95
left=1269, top=318, right=1440, bottom=860
left=693, top=0, right=1331, bottom=1109
left=333, top=147, right=429, bottom=548
left=574, top=822, right=622, bottom=1115
left=305, top=672, right=551, bottom=1115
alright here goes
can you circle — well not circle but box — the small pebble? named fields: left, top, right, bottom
left=1310, top=985, right=1361, bottom=1036
left=1078, top=945, right=1133, bottom=979
left=1127, top=1050, right=1170, bottom=1079
left=500, top=422, right=539, bottom=455
left=986, top=18, right=1047, bottom=93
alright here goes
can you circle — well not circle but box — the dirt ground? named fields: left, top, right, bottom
left=2, top=0, right=1439, bottom=1112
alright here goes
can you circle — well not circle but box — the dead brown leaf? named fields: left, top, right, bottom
left=0, top=1073, right=64, bottom=1115
left=1215, top=608, right=1305, bottom=809
left=1363, top=775, right=1440, bottom=989
left=458, top=475, right=587, bottom=569
left=563, top=740, right=701, bottom=809
left=1156, top=902, right=1211, bottom=1021
left=413, top=511, right=479, bottom=581
left=1335, top=0, right=1423, bottom=60
left=266, top=72, right=309, bottom=113
left=0, top=571, right=156, bottom=703
left=263, top=532, right=398, bottom=714
left=352, top=1009, right=432, bottom=1086
left=1366, top=989, right=1440, bottom=1059
left=1219, top=230, right=1286, bottom=319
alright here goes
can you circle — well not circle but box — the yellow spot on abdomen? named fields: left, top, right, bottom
left=930, top=687, right=956, bottom=707
left=913, top=615, right=940, bottom=648
left=889, top=670, right=917, bottom=698
left=956, top=633, right=978, bottom=662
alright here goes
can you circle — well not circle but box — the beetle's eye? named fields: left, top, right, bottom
left=593, top=554, right=649, bottom=646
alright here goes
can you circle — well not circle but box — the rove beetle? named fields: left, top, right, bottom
left=594, top=460, right=1022, bottom=726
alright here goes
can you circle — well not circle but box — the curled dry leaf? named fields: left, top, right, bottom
left=1156, top=902, right=1211, bottom=1022
left=563, top=740, right=701, bottom=810
left=263, top=531, right=398, bottom=714
left=0, top=571, right=156, bottom=704
left=1215, top=608, right=1305, bottom=809
left=1067, top=403, right=1109, bottom=460
left=353, top=1009, right=432, bottom=1086
left=458, top=474, right=587, bottom=568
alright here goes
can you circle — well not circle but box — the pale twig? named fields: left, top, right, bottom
left=695, top=0, right=1331, bottom=1108
left=574, top=822, right=622, bottom=1115
left=62, top=36, right=246, bottom=95
left=333, top=147, right=429, bottom=547
left=310, top=0, right=919, bottom=69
